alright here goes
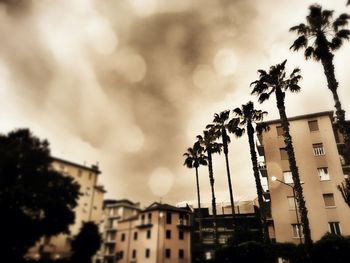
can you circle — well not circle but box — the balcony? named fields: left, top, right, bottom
left=136, top=220, right=153, bottom=229
left=258, top=161, right=268, bottom=177
left=177, top=218, right=191, bottom=230
left=256, top=141, right=265, bottom=156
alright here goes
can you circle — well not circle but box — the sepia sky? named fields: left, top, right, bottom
left=1, top=0, right=350, bottom=207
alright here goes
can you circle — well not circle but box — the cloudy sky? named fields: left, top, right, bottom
left=1, top=0, right=350, bottom=207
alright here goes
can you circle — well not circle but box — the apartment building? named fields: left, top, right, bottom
left=27, top=157, right=106, bottom=260
left=258, top=111, right=350, bottom=243
left=191, top=200, right=265, bottom=261
left=97, top=199, right=140, bottom=263
left=115, top=202, right=192, bottom=263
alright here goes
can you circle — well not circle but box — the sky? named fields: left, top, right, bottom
left=1, top=0, right=350, bottom=207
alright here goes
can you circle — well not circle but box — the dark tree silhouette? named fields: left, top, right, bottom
left=0, top=129, right=80, bottom=261
left=338, top=177, right=350, bottom=208
left=233, top=101, right=270, bottom=243
left=206, top=110, right=242, bottom=222
left=251, top=60, right=312, bottom=246
left=70, top=222, right=102, bottom=263
left=183, top=140, right=207, bottom=251
left=197, top=129, right=222, bottom=250
left=290, top=4, right=350, bottom=161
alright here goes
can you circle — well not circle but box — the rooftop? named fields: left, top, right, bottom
left=264, top=111, right=334, bottom=125
left=51, top=156, right=101, bottom=174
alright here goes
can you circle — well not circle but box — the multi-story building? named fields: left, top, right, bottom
left=258, top=111, right=350, bottom=243
left=27, top=157, right=106, bottom=260
left=191, top=200, right=264, bottom=262
left=115, top=202, right=192, bottom=263
left=97, top=199, right=140, bottom=263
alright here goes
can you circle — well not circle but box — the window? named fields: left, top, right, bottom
left=291, top=224, right=303, bottom=238
left=116, top=251, right=124, bottom=260
left=147, top=229, right=151, bottom=239
left=276, top=126, right=284, bottom=136
left=77, top=169, right=82, bottom=177
left=165, top=249, right=171, bottom=258
left=323, top=193, right=335, bottom=207
left=318, top=167, right=330, bottom=181
left=308, top=120, right=319, bottom=132
left=313, top=143, right=325, bottom=156
left=148, top=213, right=152, bottom=223
left=141, top=214, right=145, bottom=222
left=280, top=148, right=288, bottom=160
left=121, top=233, right=125, bottom=242
left=179, top=230, right=184, bottom=240
left=287, top=196, right=297, bottom=210
left=132, top=249, right=136, bottom=259
left=133, top=232, right=138, bottom=240
left=145, top=248, right=150, bottom=258
left=166, top=230, right=171, bottom=239
left=329, top=222, right=341, bottom=235
left=179, top=249, right=184, bottom=259
left=166, top=212, right=172, bottom=224
left=283, top=171, right=293, bottom=184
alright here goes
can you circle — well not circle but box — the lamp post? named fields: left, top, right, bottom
left=271, top=176, right=303, bottom=244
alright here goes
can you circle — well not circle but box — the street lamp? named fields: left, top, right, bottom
left=271, top=176, right=303, bottom=244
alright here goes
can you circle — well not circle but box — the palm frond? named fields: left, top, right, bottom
left=288, top=84, right=301, bottom=93
left=304, top=46, right=314, bottom=60
left=258, top=93, right=270, bottom=104
left=289, top=23, right=308, bottom=35
left=336, top=29, right=350, bottom=40
left=331, top=37, right=343, bottom=50
left=233, top=107, right=243, bottom=117
left=256, top=122, right=270, bottom=135
left=290, top=35, right=308, bottom=51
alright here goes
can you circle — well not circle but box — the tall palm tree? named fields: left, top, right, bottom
left=183, top=141, right=207, bottom=260
left=251, top=60, right=312, bottom=246
left=290, top=4, right=350, bottom=161
left=206, top=110, right=242, bottom=222
left=197, top=129, right=222, bottom=250
left=183, top=142, right=208, bottom=211
left=233, top=101, right=270, bottom=243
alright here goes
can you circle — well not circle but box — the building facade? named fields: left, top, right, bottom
left=97, top=199, right=140, bottom=263
left=191, top=200, right=264, bottom=262
left=115, top=202, right=192, bottom=263
left=27, top=157, right=105, bottom=260
left=258, top=111, right=350, bottom=243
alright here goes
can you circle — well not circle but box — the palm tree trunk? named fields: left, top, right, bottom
left=222, top=128, right=236, bottom=223
left=247, top=120, right=269, bottom=243
left=207, top=149, right=219, bottom=250
left=275, top=87, right=312, bottom=247
left=195, top=167, right=203, bottom=258
left=321, top=55, right=350, bottom=162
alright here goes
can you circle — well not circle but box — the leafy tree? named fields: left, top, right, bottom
left=233, top=101, right=270, bottom=243
left=251, top=60, right=312, bottom=246
left=290, top=4, right=350, bottom=161
left=338, top=177, right=350, bottom=207
left=70, top=222, right=102, bottom=263
left=183, top=140, right=207, bottom=254
left=0, top=129, right=80, bottom=261
left=197, top=129, right=222, bottom=249
left=206, top=110, right=242, bottom=222
left=310, top=233, right=350, bottom=263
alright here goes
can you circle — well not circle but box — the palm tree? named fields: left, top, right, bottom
left=290, top=4, right=350, bottom=161
left=206, top=110, right=242, bottom=222
left=183, top=142, right=208, bottom=212
left=183, top=141, right=207, bottom=261
left=233, top=101, right=270, bottom=243
left=251, top=60, right=312, bottom=246
left=197, top=129, right=222, bottom=250
left=338, top=177, right=350, bottom=208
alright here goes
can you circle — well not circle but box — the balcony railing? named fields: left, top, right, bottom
left=258, top=161, right=267, bottom=177
left=136, top=219, right=153, bottom=229
left=177, top=218, right=191, bottom=230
